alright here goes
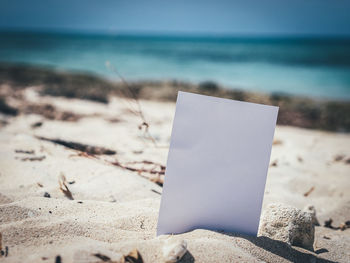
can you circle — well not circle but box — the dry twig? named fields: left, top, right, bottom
left=36, top=136, right=116, bottom=155
left=303, top=186, right=315, bottom=197
left=151, top=189, right=162, bottom=195
left=17, top=156, right=46, bottom=161
left=110, top=159, right=165, bottom=186
left=323, top=218, right=350, bottom=231
left=59, top=173, right=74, bottom=200
left=15, top=149, right=34, bottom=154
left=93, top=253, right=111, bottom=261
left=106, top=62, right=157, bottom=147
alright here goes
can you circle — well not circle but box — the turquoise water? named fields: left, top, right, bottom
left=1, top=32, right=350, bottom=99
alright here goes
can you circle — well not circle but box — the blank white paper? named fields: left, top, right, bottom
left=157, top=91, right=278, bottom=236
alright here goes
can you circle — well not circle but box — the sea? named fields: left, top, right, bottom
left=0, top=31, right=350, bottom=100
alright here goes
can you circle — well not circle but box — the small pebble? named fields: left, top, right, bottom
left=44, top=192, right=51, bottom=198
left=162, top=239, right=187, bottom=263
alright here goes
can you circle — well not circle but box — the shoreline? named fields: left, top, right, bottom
left=1, top=63, right=350, bottom=132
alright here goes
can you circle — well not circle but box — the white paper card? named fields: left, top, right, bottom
left=157, top=91, right=278, bottom=236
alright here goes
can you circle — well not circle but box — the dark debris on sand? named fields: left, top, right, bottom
left=15, top=149, right=34, bottom=154
left=55, top=255, right=61, bottom=263
left=36, top=136, right=116, bottom=155
left=16, top=156, right=46, bottom=161
left=24, top=103, right=82, bottom=122
left=324, top=218, right=350, bottom=231
left=0, top=97, right=18, bottom=116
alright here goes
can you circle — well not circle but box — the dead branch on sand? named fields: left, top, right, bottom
left=106, top=61, right=158, bottom=147
left=36, top=136, right=116, bottom=155
left=109, top=159, right=165, bottom=186
left=35, top=136, right=165, bottom=186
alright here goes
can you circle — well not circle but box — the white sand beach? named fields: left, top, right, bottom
left=0, top=88, right=350, bottom=262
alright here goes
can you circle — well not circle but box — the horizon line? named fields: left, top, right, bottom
left=1, top=27, right=350, bottom=39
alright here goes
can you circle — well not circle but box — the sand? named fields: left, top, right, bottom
left=0, top=88, right=350, bottom=262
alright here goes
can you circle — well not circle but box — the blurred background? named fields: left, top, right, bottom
left=0, top=0, right=350, bottom=130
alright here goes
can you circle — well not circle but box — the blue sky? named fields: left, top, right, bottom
left=1, top=0, right=350, bottom=36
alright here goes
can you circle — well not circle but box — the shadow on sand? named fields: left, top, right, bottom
left=213, top=231, right=337, bottom=263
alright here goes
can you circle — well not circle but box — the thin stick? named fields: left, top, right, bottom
left=303, top=186, right=315, bottom=197
left=106, top=62, right=158, bottom=147
left=66, top=148, right=165, bottom=186
left=106, top=62, right=145, bottom=120
left=59, top=173, right=74, bottom=200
